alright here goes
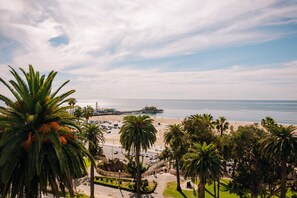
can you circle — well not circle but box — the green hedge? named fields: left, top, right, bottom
left=94, top=176, right=157, bottom=194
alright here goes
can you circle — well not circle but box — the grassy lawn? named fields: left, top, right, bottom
left=163, top=179, right=237, bottom=198
left=65, top=192, right=89, bottom=198
left=163, top=180, right=296, bottom=198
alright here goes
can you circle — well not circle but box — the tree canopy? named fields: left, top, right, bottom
left=0, top=65, right=92, bottom=197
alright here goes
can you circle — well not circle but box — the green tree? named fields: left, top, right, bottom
left=159, top=146, right=174, bottom=161
left=68, top=98, right=77, bottom=116
left=215, top=116, right=229, bottom=136
left=228, top=125, right=268, bottom=198
left=183, top=114, right=216, bottom=144
left=119, top=115, right=157, bottom=198
left=215, top=135, right=232, bottom=198
left=261, top=116, right=277, bottom=128
left=126, top=156, right=147, bottom=190
left=182, top=142, right=223, bottom=198
left=82, top=105, right=94, bottom=123
left=0, top=65, right=92, bottom=197
left=74, top=106, right=83, bottom=122
left=260, top=124, right=297, bottom=198
left=164, top=124, right=188, bottom=192
left=82, top=123, right=105, bottom=198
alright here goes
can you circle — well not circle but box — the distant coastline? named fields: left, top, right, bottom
left=78, top=99, right=297, bottom=124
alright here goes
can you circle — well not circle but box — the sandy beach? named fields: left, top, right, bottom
left=90, top=115, right=257, bottom=147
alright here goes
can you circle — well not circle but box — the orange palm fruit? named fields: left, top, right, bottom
left=38, top=124, right=51, bottom=134
left=49, top=122, right=60, bottom=131
left=59, top=136, right=67, bottom=145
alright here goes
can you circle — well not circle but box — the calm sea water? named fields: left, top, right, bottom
left=78, top=99, right=297, bottom=124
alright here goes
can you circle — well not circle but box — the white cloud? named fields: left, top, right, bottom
left=64, top=61, right=297, bottom=100
left=1, top=0, right=296, bottom=68
left=0, top=0, right=297, bottom=100
left=1, top=60, right=297, bottom=100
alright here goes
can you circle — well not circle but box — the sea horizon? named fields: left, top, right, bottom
left=77, top=98, right=297, bottom=125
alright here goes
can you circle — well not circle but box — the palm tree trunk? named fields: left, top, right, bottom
left=280, top=160, right=287, bottom=198
left=175, top=158, right=182, bottom=192
left=198, top=177, right=206, bottom=198
left=90, top=163, right=95, bottom=198
left=136, top=146, right=141, bottom=198
left=199, top=177, right=206, bottom=198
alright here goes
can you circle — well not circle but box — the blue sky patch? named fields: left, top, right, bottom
left=0, top=35, right=18, bottom=64
left=111, top=35, right=297, bottom=71
left=48, top=34, right=69, bottom=47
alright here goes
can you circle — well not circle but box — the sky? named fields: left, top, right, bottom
left=0, top=0, right=297, bottom=100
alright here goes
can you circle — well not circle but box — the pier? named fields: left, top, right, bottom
left=93, top=106, right=163, bottom=116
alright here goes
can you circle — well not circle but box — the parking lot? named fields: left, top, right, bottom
left=89, top=120, right=164, bottom=164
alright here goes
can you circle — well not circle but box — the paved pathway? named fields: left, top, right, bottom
left=75, top=172, right=176, bottom=198
left=149, top=173, right=176, bottom=198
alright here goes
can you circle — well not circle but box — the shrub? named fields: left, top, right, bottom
left=93, top=176, right=157, bottom=193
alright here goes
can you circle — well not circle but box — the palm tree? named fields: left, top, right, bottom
left=164, top=124, right=188, bottom=192
left=159, top=146, right=174, bottom=161
left=119, top=115, right=157, bottom=198
left=182, top=142, right=223, bottom=198
left=215, top=116, right=229, bottom=136
left=183, top=114, right=216, bottom=144
left=74, top=105, right=83, bottom=122
left=261, top=116, right=277, bottom=128
left=0, top=65, right=92, bottom=197
left=68, top=98, right=77, bottom=116
left=82, top=105, right=94, bottom=123
left=82, top=123, right=105, bottom=198
left=202, top=113, right=214, bottom=130
left=260, top=124, right=297, bottom=198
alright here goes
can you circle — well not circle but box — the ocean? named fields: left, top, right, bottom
left=77, top=99, right=297, bottom=124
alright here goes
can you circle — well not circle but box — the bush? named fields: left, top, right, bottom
left=292, top=194, right=297, bottom=198
left=142, top=179, right=148, bottom=187
left=94, top=176, right=157, bottom=193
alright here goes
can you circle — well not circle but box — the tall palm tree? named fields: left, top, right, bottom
left=119, top=115, right=157, bottom=198
left=0, top=65, right=92, bottom=197
left=215, top=116, right=229, bottom=136
left=68, top=98, right=77, bottom=116
left=82, top=105, right=94, bottom=123
left=182, top=142, right=223, bottom=198
left=260, top=124, right=297, bottom=198
left=164, top=124, right=188, bottom=192
left=82, top=123, right=105, bottom=198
